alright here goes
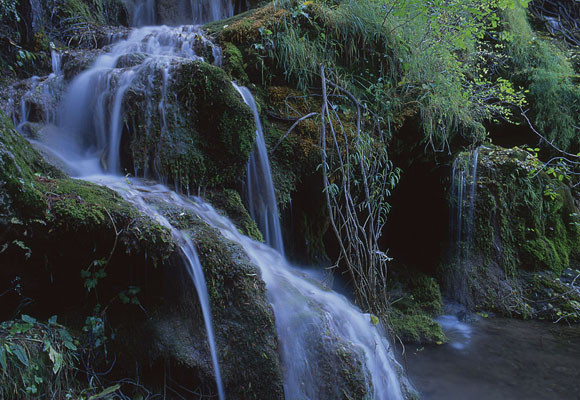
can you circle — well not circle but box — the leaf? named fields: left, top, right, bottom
left=11, top=344, right=29, bottom=367
left=48, top=315, right=58, bottom=325
left=370, top=314, right=379, bottom=325
left=10, top=322, right=33, bottom=335
left=48, top=345, right=63, bottom=374
left=21, top=314, right=36, bottom=324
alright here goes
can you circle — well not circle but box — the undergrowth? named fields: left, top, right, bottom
left=262, top=0, right=527, bottom=150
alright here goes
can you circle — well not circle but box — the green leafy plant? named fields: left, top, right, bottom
left=0, top=315, right=79, bottom=399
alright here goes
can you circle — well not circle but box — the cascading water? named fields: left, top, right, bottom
left=8, top=1, right=409, bottom=397
left=448, top=147, right=480, bottom=305
left=8, top=5, right=237, bottom=398
left=232, top=84, right=285, bottom=255
left=42, top=25, right=221, bottom=176
left=82, top=175, right=407, bottom=399
left=85, top=176, right=226, bottom=400
left=174, top=191, right=406, bottom=399
left=229, top=85, right=406, bottom=398
left=128, top=0, right=236, bottom=26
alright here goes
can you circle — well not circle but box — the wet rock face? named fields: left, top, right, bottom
left=156, top=0, right=188, bottom=24
left=443, top=145, right=580, bottom=320
left=0, top=114, right=284, bottom=398
left=112, top=199, right=284, bottom=399
left=124, top=59, right=256, bottom=190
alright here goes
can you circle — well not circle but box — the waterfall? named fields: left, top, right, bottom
left=87, top=176, right=226, bottom=400
left=232, top=84, right=285, bottom=255
left=449, top=147, right=480, bottom=305
left=228, top=84, right=406, bottom=398
left=13, top=8, right=234, bottom=398
left=8, top=2, right=409, bottom=397
left=85, top=175, right=407, bottom=399
left=128, top=0, right=236, bottom=26
left=132, top=0, right=157, bottom=26
left=43, top=25, right=220, bottom=176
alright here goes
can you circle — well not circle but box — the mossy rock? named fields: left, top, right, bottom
left=0, top=113, right=284, bottom=398
left=207, top=188, right=263, bottom=242
left=388, top=268, right=446, bottom=344
left=443, top=144, right=580, bottom=320
left=391, top=311, right=447, bottom=345
left=125, top=60, right=256, bottom=189
left=133, top=202, right=284, bottom=400
left=206, top=5, right=288, bottom=45
left=222, top=41, right=249, bottom=83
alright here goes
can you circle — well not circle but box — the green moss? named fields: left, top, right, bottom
left=0, top=112, right=59, bottom=219
left=388, top=270, right=445, bottom=344
left=445, top=145, right=580, bottom=318
left=126, top=60, right=256, bottom=189
left=207, top=189, right=263, bottom=242
left=408, top=275, right=444, bottom=316
left=222, top=42, right=249, bottom=83
left=390, top=311, right=447, bottom=345
left=186, top=219, right=284, bottom=399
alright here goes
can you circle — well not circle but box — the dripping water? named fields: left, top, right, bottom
left=449, top=147, right=480, bottom=306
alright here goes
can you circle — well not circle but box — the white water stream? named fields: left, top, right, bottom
left=86, top=175, right=406, bottom=400
left=233, top=83, right=285, bottom=255
left=88, top=176, right=226, bottom=399
left=448, top=147, right=480, bottom=306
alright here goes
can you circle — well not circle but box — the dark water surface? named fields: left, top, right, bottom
left=403, top=313, right=580, bottom=400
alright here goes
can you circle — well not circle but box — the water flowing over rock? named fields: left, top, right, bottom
left=84, top=174, right=410, bottom=399
left=447, top=147, right=480, bottom=306
left=233, top=84, right=285, bottom=255
left=85, top=176, right=226, bottom=399
left=126, top=0, right=237, bottom=26
left=180, top=195, right=409, bottom=400
left=1, top=1, right=413, bottom=397
left=443, top=145, right=580, bottom=319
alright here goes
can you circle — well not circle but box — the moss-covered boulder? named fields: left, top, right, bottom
left=207, top=188, right=263, bottom=241
left=0, top=114, right=285, bottom=398
left=125, top=59, right=256, bottom=189
left=389, top=271, right=447, bottom=345
left=443, top=145, right=580, bottom=320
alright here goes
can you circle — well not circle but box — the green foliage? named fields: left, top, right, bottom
left=263, top=0, right=526, bottom=149
left=0, top=316, right=79, bottom=400
left=48, top=0, right=127, bottom=26
left=80, top=259, right=107, bottom=292
left=502, top=5, right=580, bottom=151
left=466, top=146, right=579, bottom=277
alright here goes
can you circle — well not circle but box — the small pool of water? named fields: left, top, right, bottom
left=402, top=307, right=580, bottom=399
